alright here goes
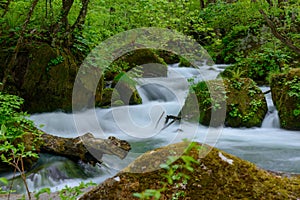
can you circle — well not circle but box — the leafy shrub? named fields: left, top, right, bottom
left=0, top=91, right=41, bottom=198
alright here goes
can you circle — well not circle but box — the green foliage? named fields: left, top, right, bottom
left=285, top=76, right=300, bottom=117
left=226, top=68, right=246, bottom=79
left=199, top=0, right=266, bottom=62
left=286, top=76, right=300, bottom=98
left=234, top=47, right=291, bottom=82
left=133, top=189, right=161, bottom=200
left=0, top=92, right=36, bottom=140
left=0, top=91, right=41, bottom=198
left=231, top=79, right=244, bottom=90
left=134, top=141, right=200, bottom=200
left=292, top=105, right=300, bottom=117
left=48, top=55, right=64, bottom=67
left=0, top=177, right=12, bottom=194
left=47, top=55, right=64, bottom=72
left=228, top=98, right=263, bottom=123
left=229, top=104, right=239, bottom=118
left=59, top=181, right=97, bottom=200
left=179, top=57, right=191, bottom=67
left=113, top=71, right=137, bottom=88
left=34, top=187, right=51, bottom=200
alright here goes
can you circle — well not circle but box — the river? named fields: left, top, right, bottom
left=3, top=64, right=300, bottom=193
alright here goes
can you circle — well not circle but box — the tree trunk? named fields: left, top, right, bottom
left=0, top=0, right=39, bottom=91
left=200, top=0, right=205, bottom=9
left=63, top=0, right=89, bottom=39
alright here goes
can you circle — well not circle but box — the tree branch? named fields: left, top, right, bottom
left=259, top=8, right=300, bottom=55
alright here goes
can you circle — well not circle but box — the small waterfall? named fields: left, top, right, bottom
left=261, top=87, right=280, bottom=129
left=262, top=110, right=280, bottom=128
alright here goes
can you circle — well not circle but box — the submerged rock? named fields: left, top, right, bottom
left=270, top=68, right=300, bottom=130
left=80, top=142, right=300, bottom=199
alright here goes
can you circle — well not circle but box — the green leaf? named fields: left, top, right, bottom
left=0, top=177, right=8, bottom=185
left=1, top=124, right=7, bottom=135
left=34, top=187, right=51, bottom=199
left=159, top=163, right=170, bottom=170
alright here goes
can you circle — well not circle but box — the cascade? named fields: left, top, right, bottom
left=2, top=64, right=299, bottom=193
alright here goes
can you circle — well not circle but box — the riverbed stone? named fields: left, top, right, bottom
left=270, top=68, right=300, bottom=130
left=80, top=142, right=300, bottom=199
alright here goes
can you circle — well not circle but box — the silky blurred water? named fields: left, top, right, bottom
left=3, top=64, right=299, bottom=193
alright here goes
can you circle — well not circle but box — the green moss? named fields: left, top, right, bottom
left=0, top=41, right=104, bottom=113
left=178, top=56, right=192, bottom=67
left=80, top=142, right=300, bottom=199
left=156, top=50, right=180, bottom=64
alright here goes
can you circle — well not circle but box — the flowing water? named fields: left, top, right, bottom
left=2, top=64, right=300, bottom=193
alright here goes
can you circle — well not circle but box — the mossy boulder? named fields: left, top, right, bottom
left=80, top=142, right=300, bottom=199
left=155, top=50, right=193, bottom=67
left=184, top=78, right=267, bottom=127
left=178, top=56, right=193, bottom=67
left=156, top=50, right=180, bottom=64
left=109, top=72, right=142, bottom=106
left=0, top=42, right=103, bottom=113
left=98, top=88, right=124, bottom=107
left=270, top=68, right=300, bottom=130
left=111, top=49, right=167, bottom=78
left=114, top=82, right=142, bottom=105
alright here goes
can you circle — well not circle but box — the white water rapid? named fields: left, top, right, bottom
left=3, top=64, right=300, bottom=193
